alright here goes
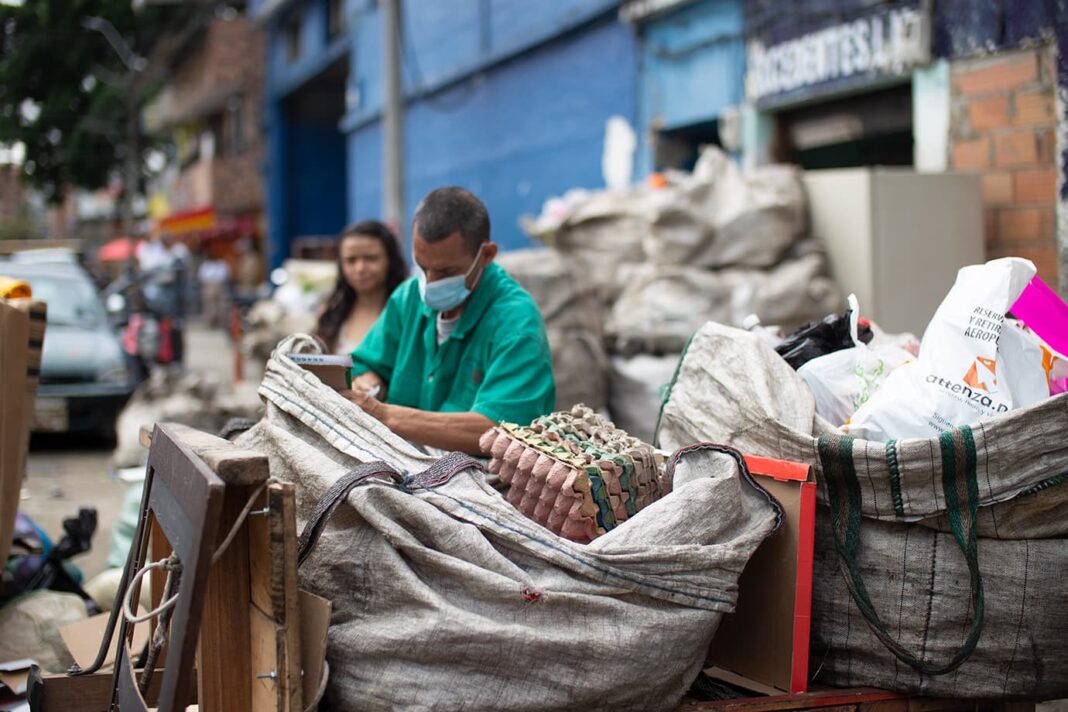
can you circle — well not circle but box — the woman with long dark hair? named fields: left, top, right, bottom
left=315, top=220, right=408, bottom=355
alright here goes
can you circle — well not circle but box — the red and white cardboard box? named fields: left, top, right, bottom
left=707, top=454, right=816, bottom=695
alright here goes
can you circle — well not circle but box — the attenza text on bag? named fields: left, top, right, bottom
left=925, top=373, right=1009, bottom=413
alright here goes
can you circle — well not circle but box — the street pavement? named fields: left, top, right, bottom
left=21, top=319, right=237, bottom=583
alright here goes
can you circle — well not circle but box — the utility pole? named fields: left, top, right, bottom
left=122, top=84, right=141, bottom=240
left=382, top=0, right=405, bottom=233
left=83, top=16, right=147, bottom=241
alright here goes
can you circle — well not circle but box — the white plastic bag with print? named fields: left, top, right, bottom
left=847, top=258, right=1049, bottom=442
left=797, top=295, right=914, bottom=427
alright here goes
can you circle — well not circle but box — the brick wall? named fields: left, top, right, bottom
left=165, top=16, right=266, bottom=218
left=949, top=46, right=1059, bottom=287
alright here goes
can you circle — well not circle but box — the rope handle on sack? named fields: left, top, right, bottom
left=818, top=428, right=985, bottom=676
left=296, top=462, right=406, bottom=567
left=295, top=454, right=481, bottom=567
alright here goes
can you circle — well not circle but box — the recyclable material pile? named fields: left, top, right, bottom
left=653, top=257, right=1068, bottom=698
left=512, top=146, right=842, bottom=435
left=237, top=335, right=781, bottom=710
left=778, top=257, right=1066, bottom=438
left=479, top=405, right=666, bottom=543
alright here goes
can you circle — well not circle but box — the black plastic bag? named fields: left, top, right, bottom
left=2, top=508, right=100, bottom=613
left=775, top=309, right=872, bottom=370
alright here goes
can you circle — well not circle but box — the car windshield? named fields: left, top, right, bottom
left=5, top=272, right=106, bottom=328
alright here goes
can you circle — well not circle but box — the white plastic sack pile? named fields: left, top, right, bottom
left=607, top=353, right=681, bottom=442
left=236, top=335, right=780, bottom=712
left=798, top=295, right=915, bottom=427
left=606, top=247, right=842, bottom=353
left=535, top=188, right=650, bottom=304
left=643, top=147, right=806, bottom=269
left=497, top=249, right=608, bottom=409
left=847, top=258, right=1050, bottom=441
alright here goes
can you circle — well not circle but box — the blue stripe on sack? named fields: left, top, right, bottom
left=260, top=383, right=410, bottom=467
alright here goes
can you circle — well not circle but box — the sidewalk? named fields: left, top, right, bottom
left=185, top=317, right=265, bottom=387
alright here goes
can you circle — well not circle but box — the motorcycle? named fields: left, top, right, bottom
left=104, top=276, right=180, bottom=384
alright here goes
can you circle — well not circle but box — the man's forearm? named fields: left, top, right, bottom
left=383, top=405, right=494, bottom=455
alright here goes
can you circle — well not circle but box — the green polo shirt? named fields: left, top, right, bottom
left=351, top=262, right=555, bottom=425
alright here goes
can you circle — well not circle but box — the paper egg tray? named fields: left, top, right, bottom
left=479, top=405, right=667, bottom=543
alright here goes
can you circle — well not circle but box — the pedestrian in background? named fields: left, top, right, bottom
left=197, top=245, right=231, bottom=329
left=136, top=231, right=189, bottom=367
left=315, top=220, right=408, bottom=356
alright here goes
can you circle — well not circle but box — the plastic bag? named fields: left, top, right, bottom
left=798, top=296, right=914, bottom=427
left=1011, top=321, right=1068, bottom=396
left=1009, top=275, right=1068, bottom=396
left=847, top=258, right=1050, bottom=441
left=775, top=305, right=872, bottom=370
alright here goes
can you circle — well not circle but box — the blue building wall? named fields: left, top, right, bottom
left=263, top=0, right=353, bottom=268
left=635, top=0, right=746, bottom=175
left=259, top=0, right=749, bottom=263
left=288, top=121, right=348, bottom=237
left=343, top=1, right=638, bottom=252
left=354, top=14, right=639, bottom=251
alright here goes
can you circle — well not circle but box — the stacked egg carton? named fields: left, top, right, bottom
left=479, top=405, right=668, bottom=543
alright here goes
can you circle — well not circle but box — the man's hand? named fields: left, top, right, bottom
left=339, top=390, right=395, bottom=429
left=353, top=371, right=386, bottom=399
left=339, top=386, right=390, bottom=420
left=338, top=388, right=493, bottom=455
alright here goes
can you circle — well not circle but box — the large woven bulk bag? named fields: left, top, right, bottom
left=656, top=321, right=1068, bottom=697
left=497, top=249, right=608, bottom=410
left=235, top=335, right=780, bottom=711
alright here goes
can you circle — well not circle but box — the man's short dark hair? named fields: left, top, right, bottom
left=413, top=187, right=490, bottom=254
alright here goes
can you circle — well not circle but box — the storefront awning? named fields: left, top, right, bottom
left=156, top=207, right=258, bottom=241
left=158, top=206, right=216, bottom=236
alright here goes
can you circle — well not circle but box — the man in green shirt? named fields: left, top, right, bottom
left=345, top=187, right=555, bottom=455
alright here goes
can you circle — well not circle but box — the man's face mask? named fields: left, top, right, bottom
left=415, top=245, right=484, bottom=312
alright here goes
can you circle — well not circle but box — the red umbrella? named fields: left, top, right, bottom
left=98, top=236, right=142, bottom=262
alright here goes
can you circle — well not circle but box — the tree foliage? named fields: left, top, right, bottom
left=0, top=0, right=193, bottom=201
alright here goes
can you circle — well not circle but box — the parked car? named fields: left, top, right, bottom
left=0, top=260, right=134, bottom=439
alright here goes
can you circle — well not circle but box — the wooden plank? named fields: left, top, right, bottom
left=248, top=482, right=303, bottom=712
left=148, top=516, right=170, bottom=613
left=197, top=483, right=254, bottom=712
left=277, top=484, right=302, bottom=712
left=113, top=423, right=226, bottom=712
left=140, top=422, right=268, bottom=486
left=29, top=667, right=168, bottom=712
left=677, top=691, right=1033, bottom=712
left=250, top=603, right=286, bottom=711
left=678, top=688, right=903, bottom=711
left=248, top=488, right=275, bottom=617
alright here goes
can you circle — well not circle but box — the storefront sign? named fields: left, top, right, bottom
left=746, top=6, right=930, bottom=105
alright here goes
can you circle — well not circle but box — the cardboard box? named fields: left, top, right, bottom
left=300, top=590, right=331, bottom=706
left=289, top=354, right=352, bottom=391
left=58, top=614, right=149, bottom=671
left=707, top=454, right=816, bottom=695
left=0, top=301, right=29, bottom=568
left=6, top=300, right=45, bottom=472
